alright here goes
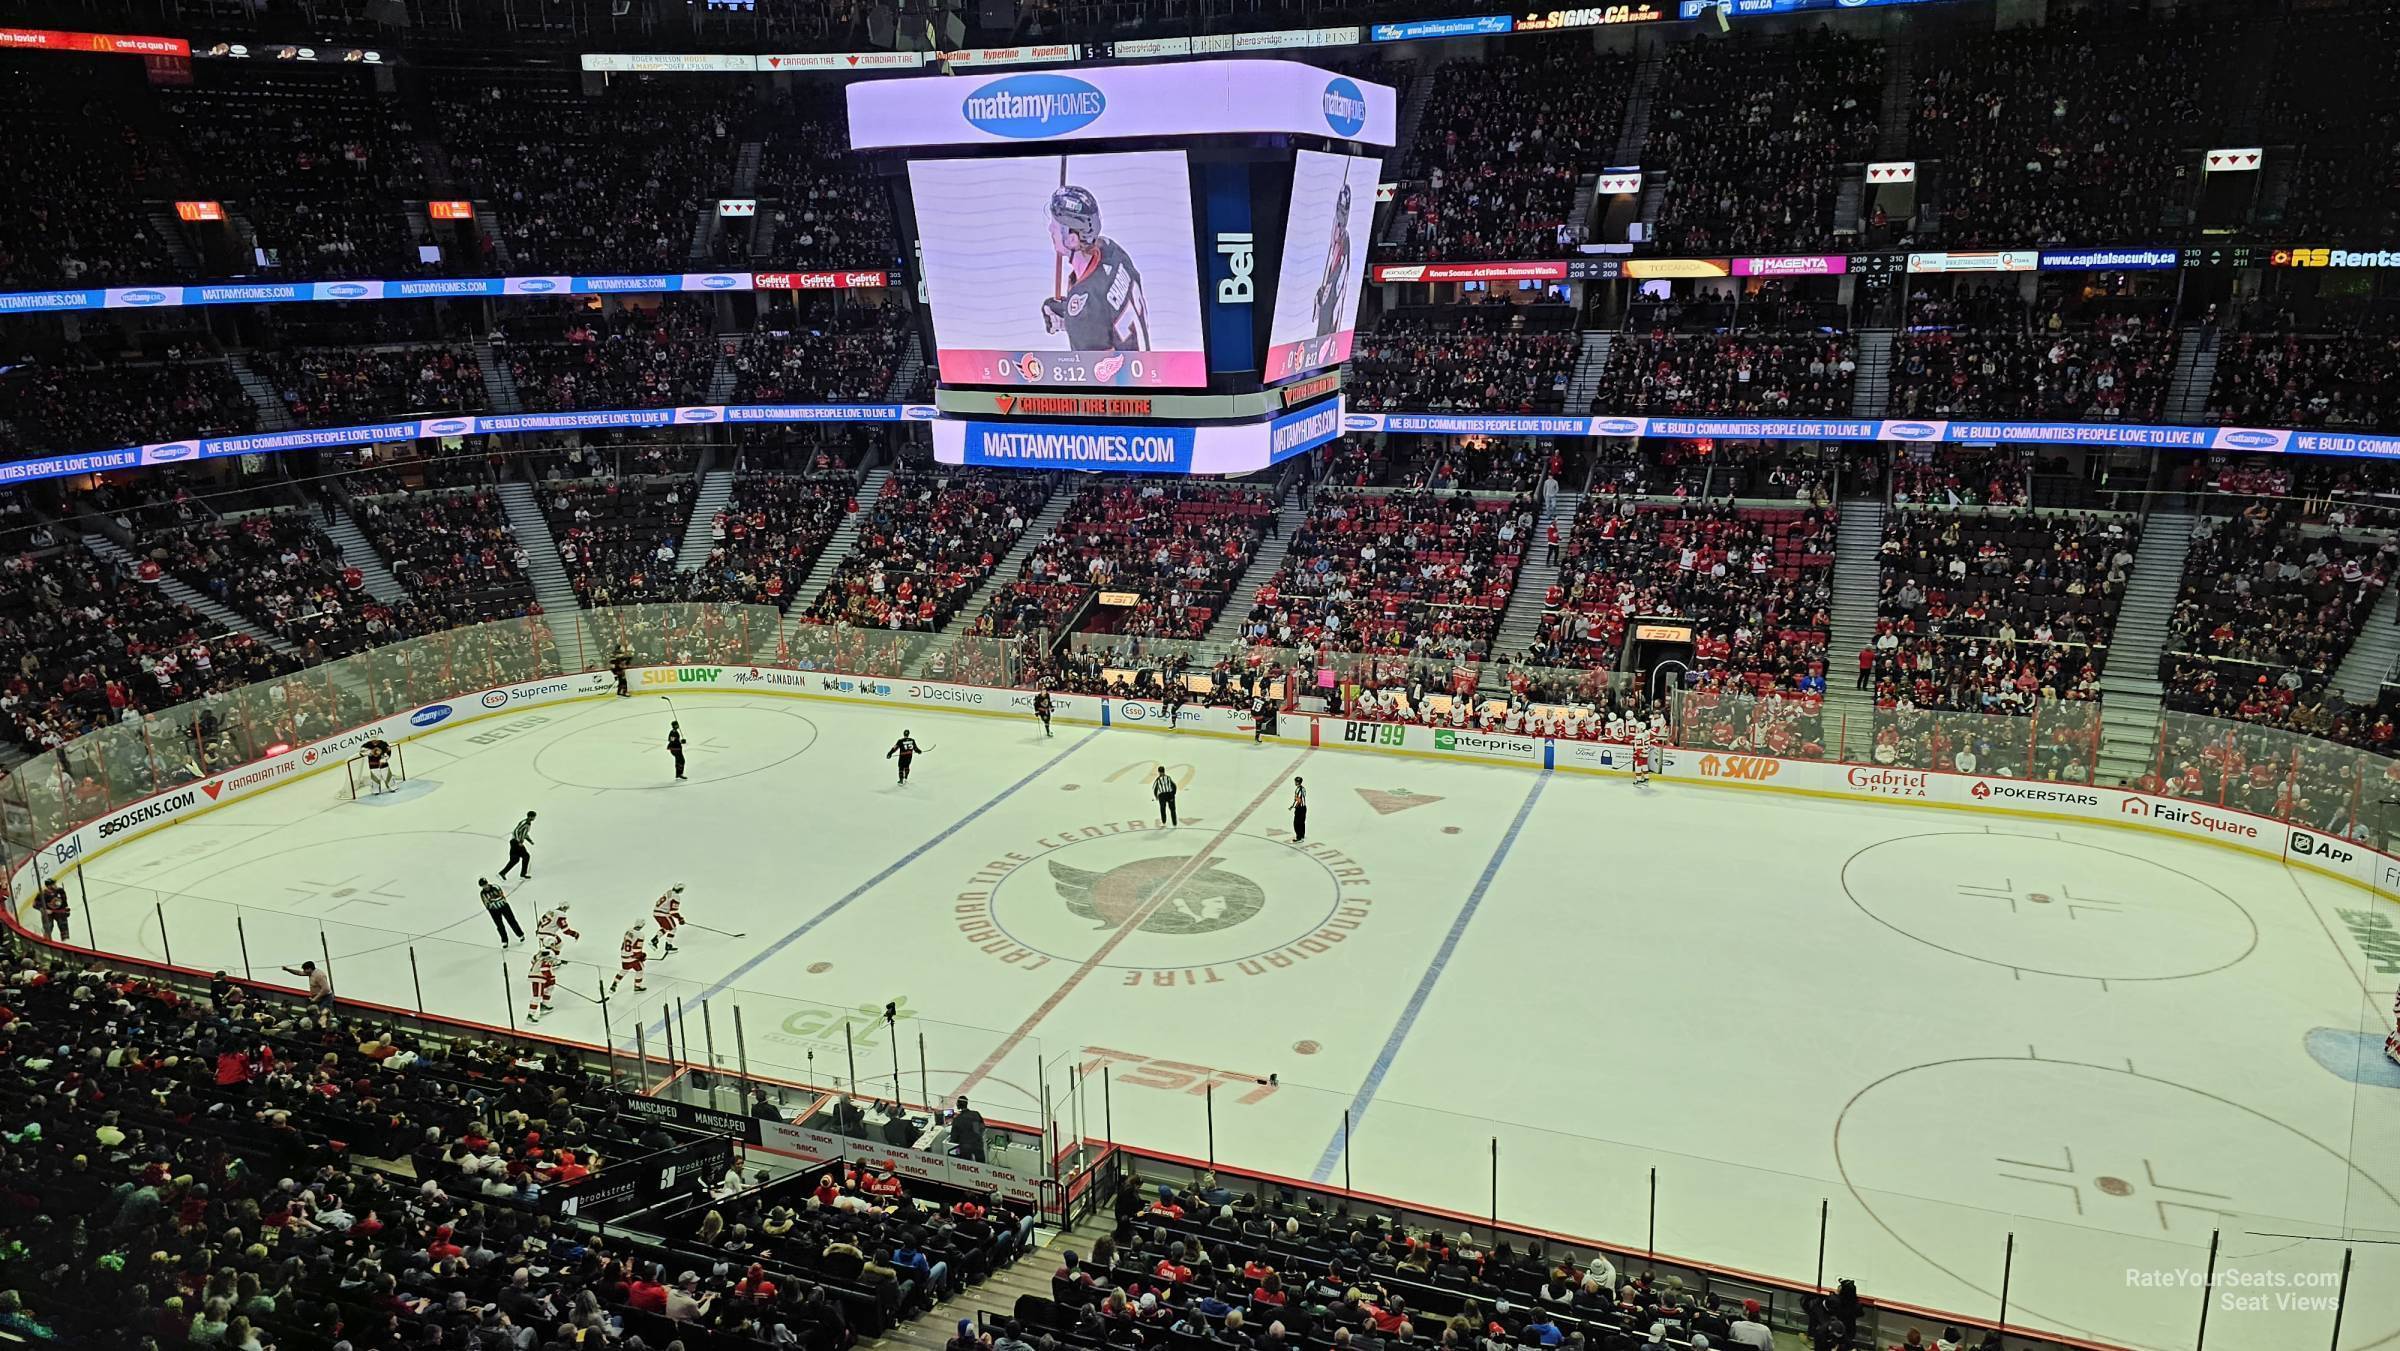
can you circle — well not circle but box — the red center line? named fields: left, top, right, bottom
left=956, top=748, right=1313, bottom=1099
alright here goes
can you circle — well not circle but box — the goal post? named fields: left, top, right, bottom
left=343, top=744, right=407, bottom=800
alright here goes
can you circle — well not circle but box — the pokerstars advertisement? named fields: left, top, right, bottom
left=1265, top=150, right=1381, bottom=380
left=908, top=151, right=1208, bottom=388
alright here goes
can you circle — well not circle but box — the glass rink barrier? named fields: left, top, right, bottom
left=6, top=603, right=2400, bottom=1349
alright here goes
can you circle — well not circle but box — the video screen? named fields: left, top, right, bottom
left=909, top=152, right=1207, bottom=388
left=1264, top=149, right=1381, bottom=381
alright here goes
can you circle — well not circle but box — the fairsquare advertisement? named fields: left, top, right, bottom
left=1266, top=149, right=1381, bottom=380
left=909, top=152, right=1208, bottom=388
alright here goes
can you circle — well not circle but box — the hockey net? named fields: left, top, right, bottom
left=343, top=745, right=407, bottom=800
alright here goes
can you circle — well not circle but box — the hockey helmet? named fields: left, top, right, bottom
left=1335, top=182, right=1352, bottom=217
left=1049, top=185, right=1102, bottom=244
left=671, top=884, right=685, bottom=894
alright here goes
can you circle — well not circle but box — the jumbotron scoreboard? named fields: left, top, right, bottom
left=845, top=59, right=1397, bottom=475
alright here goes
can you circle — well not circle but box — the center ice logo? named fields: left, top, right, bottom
left=961, top=73, right=1107, bottom=139
left=1050, top=854, right=1265, bottom=935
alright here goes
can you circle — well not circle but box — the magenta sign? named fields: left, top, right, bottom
left=1730, top=254, right=1849, bottom=277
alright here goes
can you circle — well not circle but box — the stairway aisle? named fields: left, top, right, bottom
left=2332, top=583, right=2400, bottom=707
left=912, top=484, right=1071, bottom=676
left=677, top=467, right=737, bottom=573
left=1820, top=500, right=1885, bottom=762
left=886, top=332, right=926, bottom=402
left=1375, top=61, right=1443, bottom=250
left=1203, top=493, right=1313, bottom=644
left=494, top=479, right=590, bottom=657
left=474, top=340, right=522, bottom=413
left=768, top=466, right=889, bottom=658
left=2095, top=509, right=2194, bottom=784
left=315, top=497, right=412, bottom=606
left=875, top=1214, right=1110, bottom=1351
left=2164, top=326, right=2220, bottom=426
left=224, top=355, right=293, bottom=432
left=83, top=532, right=301, bottom=660
left=1849, top=330, right=1894, bottom=418
left=144, top=209, right=202, bottom=273
left=1481, top=492, right=1582, bottom=687
left=1566, top=333, right=1615, bottom=415
left=708, top=337, right=744, bottom=404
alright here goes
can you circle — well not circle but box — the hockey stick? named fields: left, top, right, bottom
left=1052, top=154, right=1069, bottom=305
left=683, top=921, right=748, bottom=938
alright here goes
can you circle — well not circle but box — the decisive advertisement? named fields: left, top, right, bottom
left=909, top=152, right=1207, bottom=388
left=1265, top=150, right=1382, bottom=380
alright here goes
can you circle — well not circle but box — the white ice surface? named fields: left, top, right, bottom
left=71, top=691, right=2400, bottom=1350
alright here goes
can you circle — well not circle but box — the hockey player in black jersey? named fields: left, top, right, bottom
left=887, top=730, right=924, bottom=784
left=1039, top=185, right=1151, bottom=352
left=1311, top=181, right=1355, bottom=337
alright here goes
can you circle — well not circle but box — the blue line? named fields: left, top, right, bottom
left=647, top=727, right=1099, bottom=1036
left=1310, top=771, right=1547, bottom=1183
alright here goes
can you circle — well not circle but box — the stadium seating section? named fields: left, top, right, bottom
left=1237, top=490, right=1532, bottom=661
left=2161, top=508, right=2393, bottom=732
left=806, top=471, right=1049, bottom=632
left=1645, top=31, right=1883, bottom=254
left=1537, top=497, right=1836, bottom=691
left=1867, top=509, right=2131, bottom=713
left=975, top=479, right=1274, bottom=641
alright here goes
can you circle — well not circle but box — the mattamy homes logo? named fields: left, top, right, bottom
left=961, top=73, right=1106, bottom=138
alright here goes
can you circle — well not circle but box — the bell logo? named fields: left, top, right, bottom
left=1217, top=233, right=1255, bottom=305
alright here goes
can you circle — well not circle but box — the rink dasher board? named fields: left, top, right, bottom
left=619, top=1091, right=1046, bottom=1206
left=9, top=663, right=2396, bottom=926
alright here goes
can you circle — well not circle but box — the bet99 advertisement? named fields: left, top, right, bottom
left=1266, top=149, right=1381, bottom=381
left=908, top=152, right=1207, bottom=388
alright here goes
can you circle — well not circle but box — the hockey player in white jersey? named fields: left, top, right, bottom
left=535, top=903, right=579, bottom=957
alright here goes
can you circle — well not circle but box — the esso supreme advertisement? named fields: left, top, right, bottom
left=1266, top=149, right=1381, bottom=380
left=909, top=151, right=1208, bottom=388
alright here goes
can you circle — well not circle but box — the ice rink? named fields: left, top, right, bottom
left=66, top=689, right=2400, bottom=1351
